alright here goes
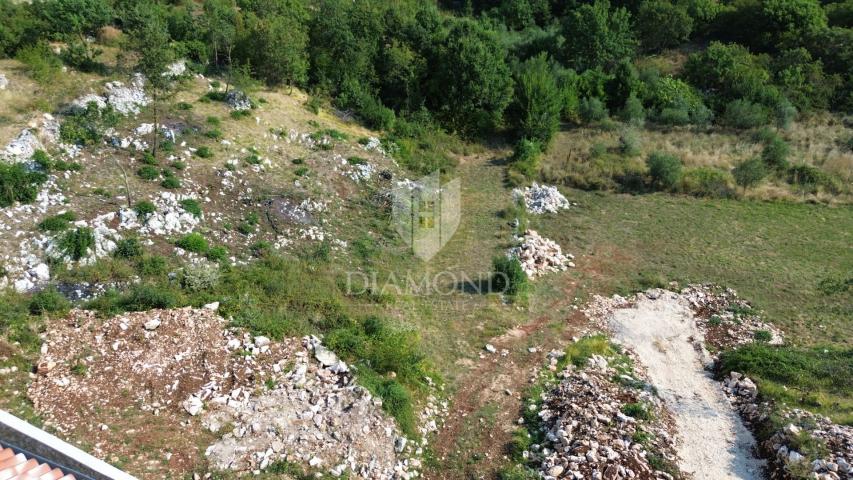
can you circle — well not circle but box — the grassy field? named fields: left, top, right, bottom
left=532, top=190, right=852, bottom=347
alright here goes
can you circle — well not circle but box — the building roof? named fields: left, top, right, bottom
left=0, top=447, right=75, bottom=479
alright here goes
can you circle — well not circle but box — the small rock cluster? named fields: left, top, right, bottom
left=508, top=230, right=575, bottom=278
left=225, top=90, right=252, bottom=111
left=513, top=183, right=572, bottom=214
left=2, top=114, right=62, bottom=161
left=0, top=72, right=7, bottom=90
left=680, top=284, right=784, bottom=349
left=72, top=74, right=149, bottom=116
left=723, top=372, right=852, bottom=480
left=527, top=353, right=679, bottom=480
left=118, top=192, right=201, bottom=236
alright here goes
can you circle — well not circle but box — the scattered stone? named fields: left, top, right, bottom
left=225, top=90, right=251, bottom=111
left=0, top=73, right=7, bottom=90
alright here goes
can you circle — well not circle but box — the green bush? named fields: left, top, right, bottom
left=119, top=284, right=179, bottom=311
left=618, top=129, right=641, bottom=156
left=195, top=146, right=213, bottom=158
left=721, top=99, right=770, bottom=129
left=15, top=42, right=62, bottom=84
left=206, top=116, right=221, bottom=126
left=761, top=136, right=790, bottom=169
left=0, top=163, right=48, bottom=207
left=205, top=245, right=228, bottom=262
left=38, top=212, right=76, bottom=232
left=181, top=263, right=220, bottom=291
left=732, top=157, right=768, bottom=192
left=29, top=288, right=69, bottom=315
left=204, top=129, right=222, bottom=139
left=230, top=109, right=251, bottom=120
left=509, top=138, right=542, bottom=180
left=59, top=227, right=95, bottom=261
left=137, top=165, right=159, bottom=181
left=170, top=160, right=186, bottom=170
left=492, top=256, right=529, bottom=298
left=179, top=199, right=202, bottom=217
left=160, top=177, right=181, bottom=189
left=622, top=402, right=653, bottom=421
left=141, top=152, right=157, bottom=165
left=679, top=167, right=734, bottom=197
left=60, top=103, right=119, bottom=146
left=646, top=152, right=683, bottom=190
left=619, top=93, right=646, bottom=127
left=176, top=233, right=208, bottom=253
left=579, top=97, right=608, bottom=123
left=134, top=200, right=156, bottom=217
left=135, top=255, right=167, bottom=276
left=113, top=238, right=143, bottom=259
left=786, top=164, right=842, bottom=194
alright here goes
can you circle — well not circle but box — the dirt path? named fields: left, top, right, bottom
left=608, top=293, right=765, bottom=480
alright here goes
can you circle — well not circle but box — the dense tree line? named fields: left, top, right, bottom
left=1, top=0, right=851, bottom=154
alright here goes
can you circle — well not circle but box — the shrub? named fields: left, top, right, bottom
left=119, top=284, right=178, bottom=311
left=761, top=136, right=790, bottom=169
left=786, top=164, right=842, bottom=194
left=753, top=330, right=772, bottom=342
left=60, top=103, right=118, bottom=146
left=250, top=240, right=272, bottom=257
left=38, top=212, right=76, bottom=232
left=15, top=42, right=62, bottom=84
left=732, top=158, right=768, bottom=192
left=579, top=97, right=608, bottom=123
left=160, top=177, right=181, bottom=189
left=492, top=256, right=529, bottom=298
left=205, top=245, right=228, bottom=262
left=0, top=163, right=47, bottom=207
left=59, top=227, right=95, bottom=261
left=774, top=98, right=797, bottom=129
left=29, top=288, right=69, bottom=315
left=294, top=166, right=309, bottom=177
left=134, top=201, right=156, bottom=217
left=622, top=402, right=653, bottom=421
left=170, top=160, right=186, bottom=170
left=206, top=116, right=221, bottom=126
left=244, top=154, right=261, bottom=165
left=721, top=99, right=770, bottom=129
left=195, top=146, right=213, bottom=158
left=619, top=93, right=645, bottom=127
left=114, top=238, right=143, bottom=259
left=176, top=233, right=208, bottom=253
left=509, top=138, right=542, bottom=180
left=141, top=152, right=157, bottom=165
left=137, top=165, right=159, bottom=180
left=230, top=110, right=251, bottom=120
left=136, top=255, right=167, bottom=276
left=179, top=199, right=202, bottom=217
left=679, top=167, right=734, bottom=197
left=204, top=129, right=222, bottom=139
left=646, top=152, right=683, bottom=190
left=618, top=129, right=641, bottom=156
left=181, top=263, right=220, bottom=291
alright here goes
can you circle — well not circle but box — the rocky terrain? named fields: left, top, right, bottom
left=28, top=306, right=431, bottom=478
left=525, top=350, right=681, bottom=479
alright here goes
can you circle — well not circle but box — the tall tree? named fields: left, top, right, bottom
left=203, top=0, right=241, bottom=90
left=509, top=53, right=562, bottom=146
left=429, top=19, right=513, bottom=135
left=129, top=2, right=174, bottom=159
left=561, top=0, right=636, bottom=71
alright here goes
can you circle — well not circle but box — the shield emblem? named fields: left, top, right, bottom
left=392, top=171, right=461, bottom=261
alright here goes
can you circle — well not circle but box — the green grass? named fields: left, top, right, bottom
left=534, top=191, right=853, bottom=346
left=718, top=344, right=853, bottom=424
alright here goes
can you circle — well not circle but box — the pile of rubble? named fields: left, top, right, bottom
left=513, top=183, right=571, bottom=214
left=508, top=230, right=574, bottom=278
left=680, top=284, right=784, bottom=350
left=528, top=352, right=680, bottom=479
left=723, top=372, right=852, bottom=480
left=118, top=192, right=201, bottom=236
left=204, top=336, right=420, bottom=478
left=29, top=307, right=422, bottom=479
left=72, top=74, right=149, bottom=116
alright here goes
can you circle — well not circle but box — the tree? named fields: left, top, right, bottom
left=202, top=0, right=241, bottom=89
left=646, top=152, right=683, bottom=190
left=240, top=5, right=309, bottom=87
left=732, top=157, right=768, bottom=193
left=561, top=0, right=636, bottom=71
left=129, top=2, right=174, bottom=159
left=429, top=19, right=513, bottom=135
left=684, top=42, right=777, bottom=108
left=509, top=53, right=562, bottom=147
left=36, top=0, right=113, bottom=66
left=635, top=0, right=693, bottom=52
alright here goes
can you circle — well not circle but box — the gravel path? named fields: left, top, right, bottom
left=608, top=293, right=765, bottom=480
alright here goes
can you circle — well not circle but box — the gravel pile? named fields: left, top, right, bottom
left=508, top=230, right=574, bottom=278
left=513, top=183, right=571, bottom=214
left=528, top=352, right=679, bottom=480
